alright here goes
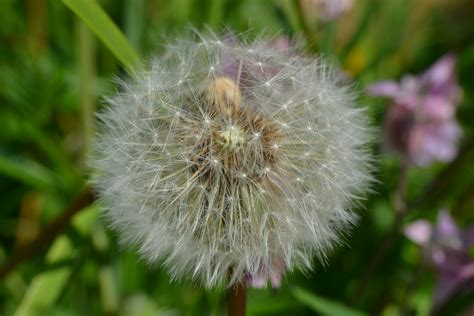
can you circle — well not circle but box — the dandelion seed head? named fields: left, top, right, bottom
left=91, top=31, right=374, bottom=287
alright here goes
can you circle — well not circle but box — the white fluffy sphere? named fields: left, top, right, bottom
left=91, top=33, right=373, bottom=287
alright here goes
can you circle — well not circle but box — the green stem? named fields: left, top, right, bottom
left=208, top=0, right=225, bottom=29
left=294, top=0, right=319, bottom=52
left=77, top=20, right=96, bottom=165
left=26, top=0, right=48, bottom=56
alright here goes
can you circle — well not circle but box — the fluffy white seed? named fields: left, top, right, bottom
left=91, top=32, right=374, bottom=288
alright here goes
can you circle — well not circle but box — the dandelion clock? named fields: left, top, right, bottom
left=91, top=31, right=373, bottom=314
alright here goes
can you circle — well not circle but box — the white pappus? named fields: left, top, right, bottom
left=91, top=31, right=374, bottom=288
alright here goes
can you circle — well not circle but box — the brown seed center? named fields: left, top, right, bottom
left=184, top=76, right=281, bottom=185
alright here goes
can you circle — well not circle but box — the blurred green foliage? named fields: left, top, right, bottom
left=1, top=0, right=474, bottom=315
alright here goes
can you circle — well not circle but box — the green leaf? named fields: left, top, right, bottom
left=14, top=236, right=74, bottom=316
left=0, top=154, right=56, bottom=191
left=14, top=206, right=98, bottom=316
left=291, top=286, right=367, bottom=316
left=62, top=0, right=140, bottom=72
left=119, top=293, right=167, bottom=316
left=123, top=0, right=145, bottom=52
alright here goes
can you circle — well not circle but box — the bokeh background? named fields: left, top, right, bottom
left=1, top=0, right=474, bottom=315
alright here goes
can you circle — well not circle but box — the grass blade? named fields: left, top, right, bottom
left=0, top=154, right=56, bottom=191
left=62, top=0, right=140, bottom=72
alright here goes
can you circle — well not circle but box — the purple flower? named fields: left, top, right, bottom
left=246, top=260, right=286, bottom=289
left=368, top=54, right=462, bottom=167
left=405, top=211, right=474, bottom=307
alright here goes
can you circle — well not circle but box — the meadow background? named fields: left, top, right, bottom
left=1, top=0, right=474, bottom=315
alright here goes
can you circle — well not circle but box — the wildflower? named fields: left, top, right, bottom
left=91, top=32, right=373, bottom=287
left=246, top=258, right=286, bottom=289
left=405, top=211, right=474, bottom=306
left=368, top=54, right=462, bottom=166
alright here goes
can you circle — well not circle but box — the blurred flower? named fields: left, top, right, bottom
left=368, top=54, right=462, bottom=167
left=246, top=259, right=286, bottom=289
left=268, top=36, right=290, bottom=50
left=91, top=32, right=373, bottom=288
left=300, top=0, right=354, bottom=22
left=405, top=211, right=474, bottom=306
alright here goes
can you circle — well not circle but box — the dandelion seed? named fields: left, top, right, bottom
left=91, top=31, right=373, bottom=288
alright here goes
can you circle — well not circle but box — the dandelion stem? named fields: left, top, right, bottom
left=227, top=279, right=246, bottom=316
